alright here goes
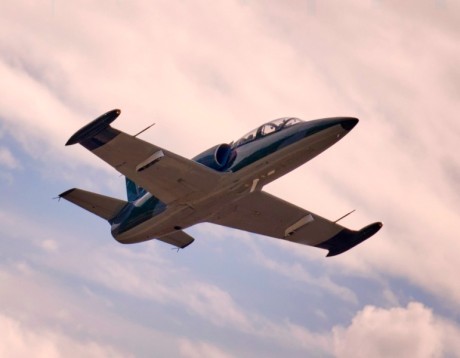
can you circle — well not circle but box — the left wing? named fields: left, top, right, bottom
left=66, top=110, right=223, bottom=205
left=208, top=191, right=382, bottom=256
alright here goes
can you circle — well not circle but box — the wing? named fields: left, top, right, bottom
left=66, top=110, right=223, bottom=205
left=208, top=191, right=382, bottom=256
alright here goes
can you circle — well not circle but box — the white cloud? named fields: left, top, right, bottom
left=182, top=282, right=252, bottom=330
left=68, top=245, right=250, bottom=332
left=0, top=313, right=126, bottom=358
left=0, top=263, right=184, bottom=358
left=178, top=339, right=234, bottom=358
left=0, top=146, right=20, bottom=169
left=40, top=239, right=59, bottom=253
left=333, top=302, right=460, bottom=358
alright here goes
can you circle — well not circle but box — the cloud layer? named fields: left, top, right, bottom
left=333, top=302, right=460, bottom=358
left=1, top=0, right=459, bottom=356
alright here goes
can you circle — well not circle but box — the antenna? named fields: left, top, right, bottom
left=334, top=209, right=355, bottom=223
left=134, top=123, right=155, bottom=138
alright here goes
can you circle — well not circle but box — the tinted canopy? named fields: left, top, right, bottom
left=233, top=117, right=302, bottom=148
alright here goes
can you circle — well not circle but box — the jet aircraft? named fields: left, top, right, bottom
left=60, top=110, right=382, bottom=257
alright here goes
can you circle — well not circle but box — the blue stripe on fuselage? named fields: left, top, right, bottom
left=110, top=194, right=166, bottom=237
left=228, top=118, right=345, bottom=172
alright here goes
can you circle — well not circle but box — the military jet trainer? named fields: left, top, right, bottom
left=60, top=109, right=382, bottom=257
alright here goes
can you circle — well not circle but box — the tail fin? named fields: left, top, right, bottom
left=59, top=188, right=127, bottom=221
left=125, top=177, right=146, bottom=202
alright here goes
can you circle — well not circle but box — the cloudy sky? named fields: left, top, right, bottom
left=1, top=0, right=459, bottom=357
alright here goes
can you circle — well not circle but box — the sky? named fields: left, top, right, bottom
left=0, top=0, right=459, bottom=357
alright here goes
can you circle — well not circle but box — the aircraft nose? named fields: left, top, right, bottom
left=340, top=117, right=359, bottom=131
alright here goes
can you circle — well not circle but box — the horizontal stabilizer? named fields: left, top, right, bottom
left=157, top=230, right=195, bottom=249
left=59, top=188, right=127, bottom=221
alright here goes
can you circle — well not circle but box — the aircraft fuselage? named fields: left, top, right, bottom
left=111, top=117, right=358, bottom=244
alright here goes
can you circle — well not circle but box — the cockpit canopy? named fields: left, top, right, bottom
left=233, top=117, right=303, bottom=148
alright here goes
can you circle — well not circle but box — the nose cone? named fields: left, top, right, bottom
left=340, top=117, right=359, bottom=131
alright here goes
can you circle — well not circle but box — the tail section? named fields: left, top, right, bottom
left=125, top=177, right=146, bottom=202
left=59, top=188, right=127, bottom=221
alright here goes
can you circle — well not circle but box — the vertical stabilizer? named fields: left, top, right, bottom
left=125, top=177, right=146, bottom=202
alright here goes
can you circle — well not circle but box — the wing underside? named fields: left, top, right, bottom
left=66, top=109, right=223, bottom=205
left=208, top=191, right=382, bottom=256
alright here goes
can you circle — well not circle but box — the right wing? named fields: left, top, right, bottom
left=209, top=191, right=382, bottom=256
left=66, top=109, right=223, bottom=205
